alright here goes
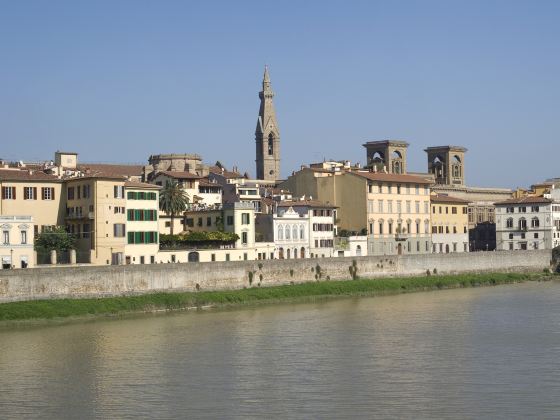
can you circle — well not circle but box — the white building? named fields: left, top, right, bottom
left=0, top=215, right=34, bottom=269
left=274, top=199, right=337, bottom=259
left=495, top=196, right=560, bottom=251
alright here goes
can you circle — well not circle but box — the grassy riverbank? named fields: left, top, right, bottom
left=0, top=272, right=554, bottom=322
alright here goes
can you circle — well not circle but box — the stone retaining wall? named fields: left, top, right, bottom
left=0, top=250, right=551, bottom=303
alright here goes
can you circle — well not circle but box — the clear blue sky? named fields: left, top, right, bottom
left=1, top=0, right=558, bottom=188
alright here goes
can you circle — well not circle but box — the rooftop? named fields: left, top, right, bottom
left=431, top=194, right=471, bottom=204
left=277, top=199, right=337, bottom=209
left=352, top=171, right=433, bottom=184
left=495, top=196, right=553, bottom=206
left=0, top=169, right=61, bottom=182
left=158, top=171, right=202, bottom=180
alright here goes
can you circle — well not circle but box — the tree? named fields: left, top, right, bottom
left=34, top=226, right=77, bottom=252
left=159, top=180, right=190, bottom=235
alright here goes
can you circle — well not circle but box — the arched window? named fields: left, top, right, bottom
left=424, top=220, right=430, bottom=234
left=188, top=252, right=199, bottom=262
left=519, top=218, right=527, bottom=230
left=278, top=225, right=283, bottom=240
left=300, top=225, right=305, bottom=239
left=356, top=245, right=362, bottom=256
left=531, top=217, right=540, bottom=228
left=285, top=225, right=291, bottom=240
left=506, top=218, right=513, bottom=228
left=293, top=248, right=298, bottom=259
left=268, top=133, right=274, bottom=155
left=292, top=226, right=298, bottom=241
left=286, top=248, right=291, bottom=259
left=279, top=247, right=284, bottom=259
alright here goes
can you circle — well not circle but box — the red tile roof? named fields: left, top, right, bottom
left=277, top=199, right=337, bottom=209
left=198, top=178, right=222, bottom=188
left=431, top=194, right=471, bottom=204
left=124, top=181, right=161, bottom=189
left=158, top=171, right=202, bottom=180
left=78, top=164, right=144, bottom=178
left=352, top=171, right=433, bottom=184
left=0, top=169, right=61, bottom=182
left=495, top=196, right=552, bottom=205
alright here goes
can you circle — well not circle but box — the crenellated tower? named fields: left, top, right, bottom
left=255, top=66, right=281, bottom=181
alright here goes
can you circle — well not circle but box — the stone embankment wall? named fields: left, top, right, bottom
left=0, top=250, right=552, bottom=303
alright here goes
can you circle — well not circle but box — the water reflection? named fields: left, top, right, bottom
left=1, top=282, right=560, bottom=418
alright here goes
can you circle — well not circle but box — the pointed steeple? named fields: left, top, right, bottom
left=263, top=65, right=271, bottom=89
left=255, top=65, right=281, bottom=181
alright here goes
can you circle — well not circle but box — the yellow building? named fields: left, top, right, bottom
left=281, top=168, right=432, bottom=255
left=0, top=168, right=64, bottom=235
left=65, top=176, right=160, bottom=265
left=430, top=194, right=470, bottom=253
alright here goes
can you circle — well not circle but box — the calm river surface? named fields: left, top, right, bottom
left=2, top=281, right=560, bottom=419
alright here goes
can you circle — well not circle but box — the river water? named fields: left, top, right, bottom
left=1, top=281, right=560, bottom=419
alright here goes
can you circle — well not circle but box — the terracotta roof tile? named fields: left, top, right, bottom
left=124, top=181, right=161, bottom=189
left=352, top=171, right=433, bottom=184
left=277, top=199, right=337, bottom=209
left=431, top=194, right=471, bottom=204
left=0, top=169, right=61, bottom=182
left=78, top=163, right=144, bottom=178
left=158, top=171, right=202, bottom=180
left=495, top=196, right=552, bottom=205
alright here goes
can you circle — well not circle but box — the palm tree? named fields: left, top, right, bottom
left=159, top=180, right=190, bottom=235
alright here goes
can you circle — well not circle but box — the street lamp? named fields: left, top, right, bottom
left=10, top=249, right=13, bottom=269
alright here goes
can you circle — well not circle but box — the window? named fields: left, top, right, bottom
left=113, top=224, right=126, bottom=237
left=285, top=226, right=291, bottom=239
left=2, top=186, right=16, bottom=200
left=415, top=185, right=420, bottom=195
left=300, top=225, right=305, bottom=239
left=519, top=218, right=527, bottom=230
left=241, top=213, right=250, bottom=225
left=388, top=200, right=393, bottom=213
left=379, top=221, right=384, bottom=235
left=42, top=187, right=54, bottom=200
left=242, top=232, right=248, bottom=244
left=206, top=217, right=212, bottom=226
left=506, top=218, right=513, bottom=228
left=21, top=230, right=27, bottom=244
left=227, top=216, right=234, bottom=226
left=2, top=231, right=9, bottom=245
left=415, top=201, right=420, bottom=213
left=278, top=225, right=283, bottom=240
left=83, top=223, right=90, bottom=239
left=388, top=185, right=392, bottom=194
left=424, top=202, right=429, bottom=214
left=531, top=217, right=540, bottom=228
left=24, top=187, right=37, bottom=200
left=397, top=184, right=401, bottom=194
left=452, top=207, right=457, bottom=214
left=506, top=206, right=514, bottom=213
left=406, top=201, right=411, bottom=213
left=114, top=185, right=125, bottom=199
left=397, top=201, right=402, bottom=213
left=518, top=206, right=526, bottom=213
left=378, top=200, right=384, bottom=213
left=268, top=133, right=274, bottom=155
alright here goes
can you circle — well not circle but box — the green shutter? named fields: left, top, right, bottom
left=155, top=232, right=158, bottom=242
left=128, top=232, right=134, bottom=244
left=134, top=210, right=141, bottom=221
left=127, top=209, right=133, bottom=221
left=144, top=210, right=149, bottom=221
left=134, top=232, right=141, bottom=244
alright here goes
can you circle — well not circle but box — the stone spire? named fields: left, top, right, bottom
left=255, top=65, right=281, bottom=181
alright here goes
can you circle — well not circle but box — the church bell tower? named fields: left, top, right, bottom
left=255, top=66, right=281, bottom=181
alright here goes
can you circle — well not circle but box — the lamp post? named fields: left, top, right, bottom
left=10, top=248, right=14, bottom=269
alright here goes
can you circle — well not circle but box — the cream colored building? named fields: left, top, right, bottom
left=124, top=182, right=160, bottom=264
left=0, top=215, right=34, bottom=269
left=430, top=194, right=470, bottom=253
left=0, top=168, right=64, bottom=235
left=281, top=168, right=432, bottom=255
left=65, top=176, right=160, bottom=265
